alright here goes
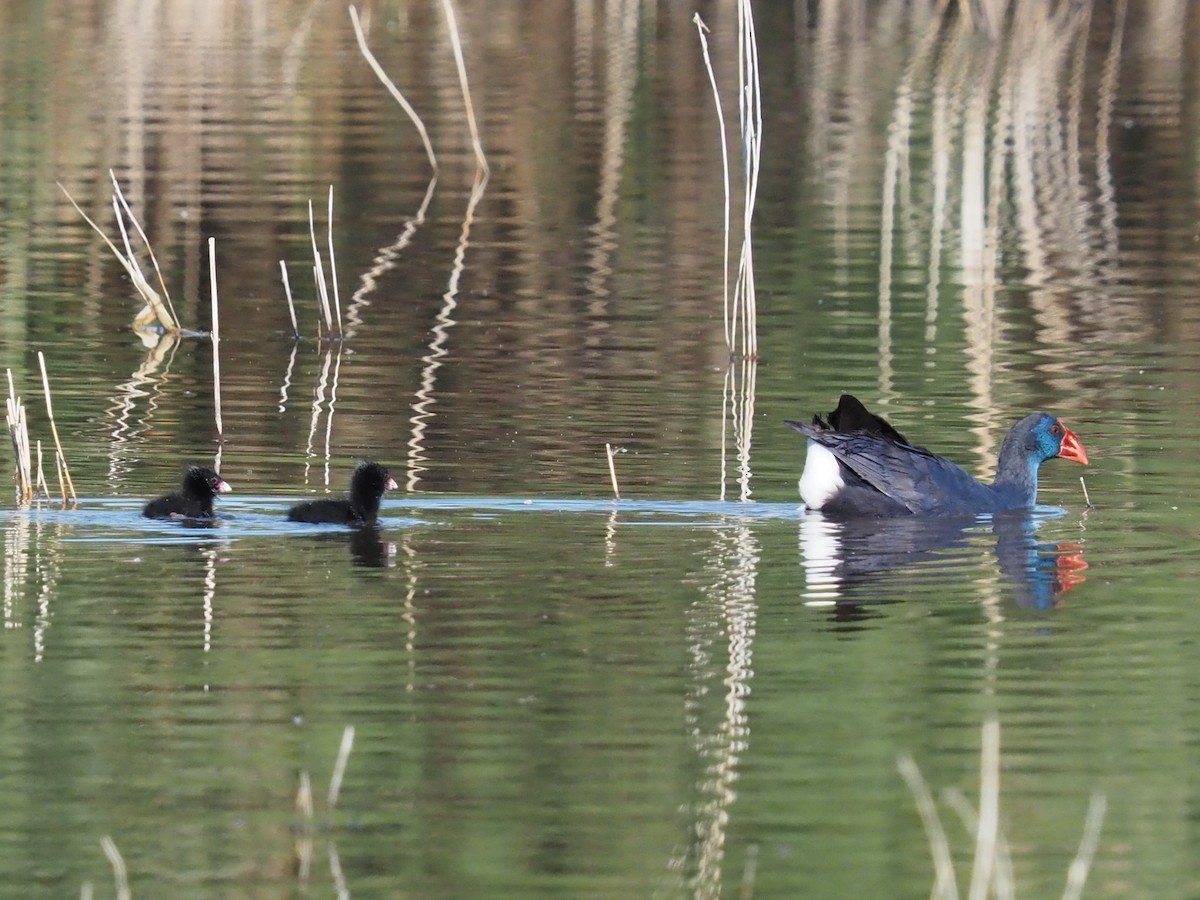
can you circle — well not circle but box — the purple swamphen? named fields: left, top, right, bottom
left=785, top=394, right=1088, bottom=516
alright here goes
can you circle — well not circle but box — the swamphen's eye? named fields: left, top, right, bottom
left=1051, top=423, right=1062, bottom=436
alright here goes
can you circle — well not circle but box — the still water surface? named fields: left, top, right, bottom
left=2, top=1, right=1200, bottom=897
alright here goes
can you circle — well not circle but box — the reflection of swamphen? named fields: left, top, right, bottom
left=142, top=466, right=232, bottom=519
left=287, top=461, right=397, bottom=526
left=785, top=395, right=1088, bottom=516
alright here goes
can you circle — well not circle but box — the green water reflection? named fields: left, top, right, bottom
left=2, top=1, right=1200, bottom=897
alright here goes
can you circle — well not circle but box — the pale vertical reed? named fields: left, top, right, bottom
left=308, top=199, right=335, bottom=336
left=6, top=370, right=32, bottom=502
left=208, top=238, right=223, bottom=440
left=696, top=2, right=762, bottom=501
left=280, top=260, right=300, bottom=338
left=734, top=0, right=761, bottom=360
left=693, top=14, right=732, bottom=350
left=605, top=443, right=621, bottom=500
left=37, top=352, right=77, bottom=504
left=348, top=4, right=438, bottom=171
left=326, top=186, right=343, bottom=332
left=439, top=0, right=488, bottom=175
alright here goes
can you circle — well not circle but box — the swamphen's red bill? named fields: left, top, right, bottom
left=1056, top=426, right=1088, bottom=466
left=787, top=395, right=1090, bottom=516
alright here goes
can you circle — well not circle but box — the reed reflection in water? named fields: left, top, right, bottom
left=3, top=1, right=1200, bottom=896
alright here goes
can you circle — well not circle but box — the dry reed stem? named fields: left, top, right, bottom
left=693, top=14, right=733, bottom=352
left=308, top=201, right=335, bottom=335
left=734, top=0, right=761, bottom=359
left=109, top=170, right=179, bottom=328
left=208, top=238, right=224, bottom=440
left=280, top=260, right=300, bottom=338
left=439, top=0, right=489, bottom=175
left=605, top=443, right=621, bottom=500
left=6, top=371, right=32, bottom=503
left=37, top=352, right=76, bottom=504
left=57, top=182, right=179, bottom=332
left=348, top=4, right=438, bottom=172
left=1079, top=476, right=1091, bottom=507
left=327, top=725, right=355, bottom=810
left=326, top=186, right=343, bottom=333
left=99, top=836, right=131, bottom=900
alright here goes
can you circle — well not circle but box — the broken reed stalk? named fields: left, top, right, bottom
left=1079, top=476, right=1092, bottom=507
left=99, top=836, right=131, bottom=900
left=280, top=260, right=300, bottom=338
left=439, top=0, right=489, bottom=176
left=348, top=4, right=438, bottom=172
left=693, top=13, right=733, bottom=351
left=308, top=200, right=335, bottom=336
left=57, top=181, right=179, bottom=333
left=6, top=370, right=32, bottom=502
left=326, top=186, right=343, bottom=332
left=734, top=0, right=762, bottom=360
left=37, top=352, right=77, bottom=505
left=208, top=238, right=224, bottom=440
left=109, top=170, right=179, bottom=327
left=605, top=443, right=621, bottom=500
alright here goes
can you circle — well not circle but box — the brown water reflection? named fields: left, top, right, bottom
left=4, top=2, right=1200, bottom=897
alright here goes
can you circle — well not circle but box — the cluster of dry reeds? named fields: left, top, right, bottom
left=5, top=354, right=77, bottom=506
left=690, top=0, right=762, bottom=504
left=50, top=0, right=492, bottom=497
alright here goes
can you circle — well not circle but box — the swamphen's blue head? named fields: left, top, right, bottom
left=994, top=413, right=1088, bottom=502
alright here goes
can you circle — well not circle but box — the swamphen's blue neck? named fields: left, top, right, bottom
left=990, top=413, right=1056, bottom=508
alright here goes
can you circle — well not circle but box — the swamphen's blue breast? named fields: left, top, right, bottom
left=785, top=395, right=1088, bottom=517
